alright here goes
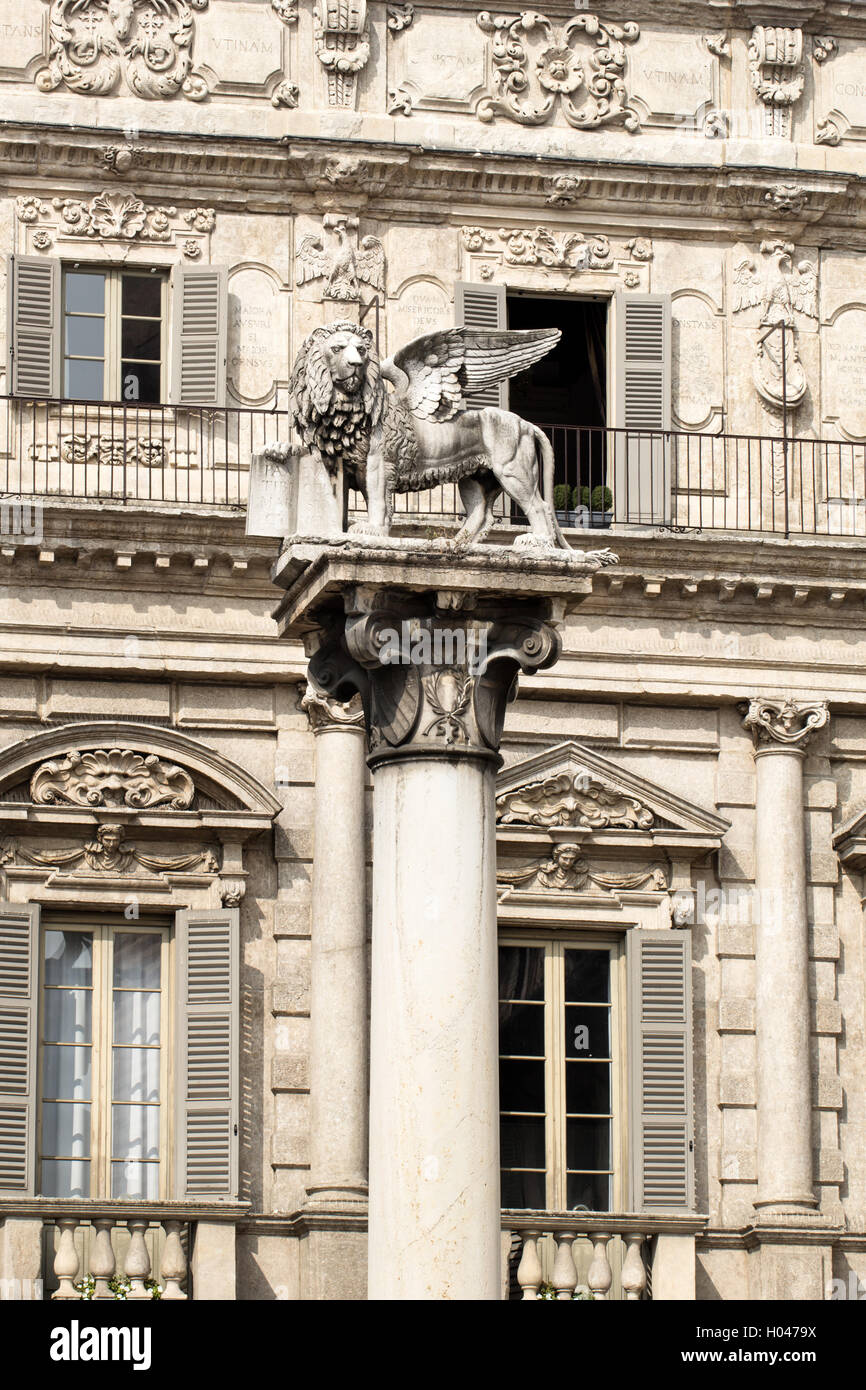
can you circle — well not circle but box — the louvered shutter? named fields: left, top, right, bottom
left=614, top=292, right=671, bottom=524
left=175, top=908, right=239, bottom=1198
left=7, top=256, right=60, bottom=398
left=0, top=901, right=40, bottom=1196
left=627, top=929, right=694, bottom=1212
left=169, top=265, right=227, bottom=407
left=455, top=281, right=508, bottom=408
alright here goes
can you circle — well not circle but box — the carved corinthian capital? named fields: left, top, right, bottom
left=743, top=698, right=829, bottom=749
left=308, top=598, right=561, bottom=769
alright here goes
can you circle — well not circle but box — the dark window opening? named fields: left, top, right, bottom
left=507, top=294, right=610, bottom=527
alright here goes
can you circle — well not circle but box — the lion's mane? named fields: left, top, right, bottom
left=289, top=321, right=384, bottom=479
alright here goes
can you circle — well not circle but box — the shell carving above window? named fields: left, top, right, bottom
left=29, top=748, right=196, bottom=810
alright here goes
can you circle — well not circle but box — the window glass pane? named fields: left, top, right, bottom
left=64, top=358, right=104, bottom=400
left=113, top=933, right=161, bottom=990
left=112, top=1103, right=159, bottom=1161
left=111, top=1159, right=159, bottom=1200
left=499, top=1058, right=545, bottom=1113
left=65, top=314, right=105, bottom=358
left=44, top=931, right=92, bottom=987
left=499, top=1001, right=544, bottom=1057
left=41, top=1100, right=90, bottom=1158
left=566, top=1171, right=610, bottom=1213
left=41, top=1158, right=90, bottom=1199
left=44, top=988, right=92, bottom=1045
left=43, top=1044, right=91, bottom=1101
left=565, top=1004, right=610, bottom=1059
left=122, top=275, right=161, bottom=318
left=121, top=317, right=161, bottom=361
left=120, top=361, right=161, bottom=403
left=567, top=1117, right=611, bottom=1171
left=65, top=272, right=105, bottom=314
left=113, top=989, right=160, bottom=1046
left=501, top=1115, right=545, bottom=1170
left=565, top=1060, right=610, bottom=1114
left=113, top=1046, right=160, bottom=1103
left=501, top=1169, right=546, bottom=1209
left=564, top=949, right=610, bottom=1003
left=499, top=945, right=544, bottom=1001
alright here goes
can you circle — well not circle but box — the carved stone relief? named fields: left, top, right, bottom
left=389, top=277, right=452, bottom=348
left=314, top=0, right=369, bottom=109
left=296, top=215, right=384, bottom=301
left=742, top=698, right=829, bottom=748
left=0, top=9, right=46, bottom=81
left=35, top=0, right=212, bottom=102
left=543, top=175, right=586, bottom=207
left=497, top=842, right=667, bottom=896
left=475, top=10, right=641, bottom=130
left=0, top=823, right=218, bottom=877
left=386, top=6, right=487, bottom=116
left=496, top=772, right=654, bottom=830
left=30, top=748, right=194, bottom=809
left=748, top=25, right=804, bottom=138
left=813, top=38, right=866, bottom=146
left=387, top=4, right=413, bottom=34
left=628, top=28, right=720, bottom=133
left=17, top=191, right=215, bottom=260
left=462, top=225, right=612, bottom=271
left=101, top=144, right=146, bottom=177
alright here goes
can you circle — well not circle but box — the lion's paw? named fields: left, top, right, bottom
left=347, top=521, right=391, bottom=539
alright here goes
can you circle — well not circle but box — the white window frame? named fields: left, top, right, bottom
left=61, top=265, right=169, bottom=404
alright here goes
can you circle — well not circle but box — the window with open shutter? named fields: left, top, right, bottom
left=7, top=256, right=60, bottom=399
left=455, top=281, right=508, bottom=409
left=627, top=929, right=694, bottom=1212
left=169, top=265, right=228, bottom=407
left=0, top=902, right=40, bottom=1196
left=613, top=292, right=672, bottom=524
left=175, top=908, right=238, bottom=1198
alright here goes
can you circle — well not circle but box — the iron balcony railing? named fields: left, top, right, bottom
left=2, top=399, right=866, bottom=539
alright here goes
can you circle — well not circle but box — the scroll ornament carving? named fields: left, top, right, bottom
left=387, top=3, right=414, bottom=33
left=17, top=192, right=215, bottom=246
left=0, top=824, right=218, bottom=876
left=705, top=33, right=730, bottom=59
left=272, top=0, right=298, bottom=21
left=30, top=434, right=168, bottom=469
left=461, top=225, right=612, bottom=271
left=30, top=749, right=195, bottom=810
left=301, top=682, right=365, bottom=731
left=296, top=215, right=384, bottom=301
left=497, top=842, right=667, bottom=894
left=35, top=0, right=212, bottom=102
left=476, top=10, right=641, bottom=131
left=272, top=81, right=300, bottom=108
left=812, top=36, right=837, bottom=65
left=742, top=698, right=829, bottom=748
left=314, top=0, right=370, bottom=108
left=496, top=773, right=655, bottom=829
left=748, top=26, right=804, bottom=137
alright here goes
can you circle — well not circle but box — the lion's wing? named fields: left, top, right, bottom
left=384, top=326, right=561, bottom=422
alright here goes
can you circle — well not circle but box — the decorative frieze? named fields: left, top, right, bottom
left=496, top=772, right=655, bottom=829
left=748, top=26, right=804, bottom=138
left=497, top=842, right=667, bottom=894
left=296, top=214, right=384, bottom=301
left=17, top=190, right=215, bottom=249
left=0, top=823, right=218, bottom=876
left=461, top=224, right=612, bottom=271
left=30, top=748, right=194, bottom=810
left=742, top=698, right=830, bottom=749
left=314, top=0, right=369, bottom=108
left=475, top=10, right=641, bottom=131
left=34, top=0, right=212, bottom=102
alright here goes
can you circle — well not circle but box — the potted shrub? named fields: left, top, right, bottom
left=553, top=484, right=572, bottom=525
left=587, top=485, right=613, bottom=528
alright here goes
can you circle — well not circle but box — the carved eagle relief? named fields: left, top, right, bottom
left=733, top=241, right=819, bottom=325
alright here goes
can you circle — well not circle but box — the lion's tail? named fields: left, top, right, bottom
left=533, top=426, right=569, bottom=550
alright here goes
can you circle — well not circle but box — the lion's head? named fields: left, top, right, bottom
left=289, top=321, right=384, bottom=477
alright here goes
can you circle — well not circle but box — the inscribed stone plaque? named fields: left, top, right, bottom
left=390, top=280, right=451, bottom=349
left=228, top=267, right=287, bottom=403
left=824, top=307, right=866, bottom=440
left=200, top=2, right=284, bottom=87
left=672, top=293, right=724, bottom=430
left=631, top=32, right=715, bottom=121
left=399, top=12, right=487, bottom=107
left=0, top=5, right=45, bottom=75
left=820, top=46, right=866, bottom=134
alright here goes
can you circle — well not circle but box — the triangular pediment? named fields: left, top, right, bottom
left=496, top=740, right=729, bottom=840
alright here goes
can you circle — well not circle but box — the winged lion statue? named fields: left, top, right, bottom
left=287, top=318, right=573, bottom=550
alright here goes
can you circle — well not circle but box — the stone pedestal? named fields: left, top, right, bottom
left=273, top=537, right=614, bottom=1300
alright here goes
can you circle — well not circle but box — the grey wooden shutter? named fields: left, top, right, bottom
left=455, top=281, right=508, bottom=408
left=627, top=929, right=694, bottom=1212
left=169, top=265, right=227, bottom=407
left=7, top=256, right=60, bottom=398
left=0, top=901, right=40, bottom=1196
left=614, top=292, right=671, bottom=523
left=176, top=908, right=239, bottom=1198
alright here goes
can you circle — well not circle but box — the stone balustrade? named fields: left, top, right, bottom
left=50, top=1214, right=190, bottom=1301
left=502, top=1212, right=707, bottom=1301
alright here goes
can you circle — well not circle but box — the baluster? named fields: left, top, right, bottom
left=587, top=1231, right=612, bottom=1301
left=52, top=1219, right=80, bottom=1300
left=160, top=1220, right=188, bottom=1301
left=123, top=1220, right=152, bottom=1300
left=621, top=1233, right=647, bottom=1301
left=90, top=1219, right=116, bottom=1300
left=516, top=1230, right=543, bottom=1300
left=551, top=1231, right=578, bottom=1301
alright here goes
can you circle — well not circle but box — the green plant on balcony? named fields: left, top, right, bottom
left=74, top=1273, right=163, bottom=1300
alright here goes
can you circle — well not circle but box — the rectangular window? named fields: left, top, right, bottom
left=499, top=937, right=623, bottom=1212
left=61, top=268, right=167, bottom=404
left=39, top=921, right=170, bottom=1199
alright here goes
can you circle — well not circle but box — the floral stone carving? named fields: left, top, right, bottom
left=314, top=0, right=370, bottom=108
left=496, top=773, right=654, bottom=829
left=462, top=225, right=612, bottom=270
left=17, top=192, right=215, bottom=247
left=497, top=843, right=667, bottom=894
left=35, top=0, right=212, bottom=102
left=476, top=10, right=641, bottom=131
left=1, top=824, right=217, bottom=876
left=30, top=749, right=195, bottom=810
